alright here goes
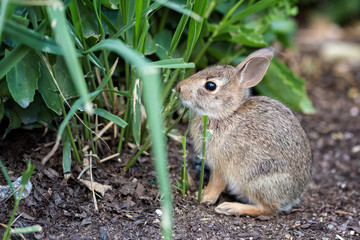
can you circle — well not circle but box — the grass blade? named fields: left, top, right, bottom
left=86, top=38, right=173, bottom=239
left=150, top=58, right=195, bottom=69
left=0, top=44, right=31, bottom=80
left=46, top=1, right=92, bottom=114
left=93, top=108, right=127, bottom=128
left=4, top=20, right=64, bottom=55
left=184, top=0, right=208, bottom=61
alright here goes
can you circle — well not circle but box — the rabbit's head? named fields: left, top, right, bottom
left=176, top=48, right=274, bottom=119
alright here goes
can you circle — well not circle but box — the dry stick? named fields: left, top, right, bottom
left=82, top=121, right=115, bottom=153
left=4, top=186, right=21, bottom=203
left=41, top=56, right=110, bottom=164
left=100, top=153, right=120, bottom=163
left=89, top=152, right=98, bottom=211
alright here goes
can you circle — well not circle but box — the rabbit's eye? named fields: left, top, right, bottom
left=205, top=81, right=216, bottom=91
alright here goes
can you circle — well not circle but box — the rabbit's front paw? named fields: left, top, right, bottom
left=200, top=192, right=219, bottom=205
left=199, top=185, right=220, bottom=205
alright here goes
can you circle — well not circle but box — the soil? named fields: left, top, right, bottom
left=1, top=17, right=360, bottom=240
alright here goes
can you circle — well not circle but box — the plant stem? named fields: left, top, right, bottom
left=197, top=115, right=208, bottom=203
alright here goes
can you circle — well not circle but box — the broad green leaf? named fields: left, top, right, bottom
left=6, top=95, right=53, bottom=126
left=3, top=107, right=21, bottom=138
left=256, top=57, right=315, bottom=114
left=93, top=108, right=127, bottom=128
left=75, top=0, right=101, bottom=39
left=38, top=61, right=62, bottom=115
left=6, top=50, right=40, bottom=108
left=154, top=29, right=172, bottom=59
left=271, top=19, right=297, bottom=34
left=0, top=44, right=31, bottom=80
left=229, top=25, right=267, bottom=47
left=145, top=34, right=157, bottom=55
left=150, top=58, right=195, bottom=69
left=38, top=57, right=77, bottom=115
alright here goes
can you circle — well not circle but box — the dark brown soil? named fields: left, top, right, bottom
left=1, top=18, right=360, bottom=240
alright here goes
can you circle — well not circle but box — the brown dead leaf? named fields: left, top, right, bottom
left=79, top=179, right=112, bottom=197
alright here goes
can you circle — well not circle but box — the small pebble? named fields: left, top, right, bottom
left=327, top=224, right=335, bottom=229
left=352, top=145, right=360, bottom=154
left=155, top=209, right=163, bottom=216
left=350, top=107, right=359, bottom=116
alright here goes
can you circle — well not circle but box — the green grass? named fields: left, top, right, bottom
left=0, top=1, right=314, bottom=239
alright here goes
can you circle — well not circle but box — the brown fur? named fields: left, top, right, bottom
left=176, top=48, right=312, bottom=216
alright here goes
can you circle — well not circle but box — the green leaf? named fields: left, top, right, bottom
left=229, top=25, right=267, bottom=47
left=0, top=44, right=31, bottom=80
left=46, top=2, right=92, bottom=114
left=271, top=19, right=297, bottom=34
left=150, top=58, right=195, bottom=69
left=21, top=160, right=35, bottom=187
left=38, top=57, right=77, bottom=115
left=154, top=29, right=172, bottom=59
left=6, top=50, right=40, bottom=108
left=93, top=108, right=128, bottom=128
left=101, top=0, right=119, bottom=10
left=185, top=0, right=208, bottom=61
left=4, top=20, right=64, bottom=55
left=62, top=131, right=71, bottom=175
left=169, top=0, right=191, bottom=56
left=256, top=57, right=315, bottom=114
left=3, top=107, right=21, bottom=138
left=227, top=0, right=283, bottom=26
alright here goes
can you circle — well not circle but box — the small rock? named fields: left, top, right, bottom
left=285, top=233, right=292, bottom=239
left=99, top=226, right=107, bottom=240
left=155, top=209, right=163, bottom=216
left=301, top=223, right=311, bottom=229
left=327, top=224, right=335, bottom=230
left=351, top=145, right=360, bottom=154
left=350, top=107, right=359, bottom=116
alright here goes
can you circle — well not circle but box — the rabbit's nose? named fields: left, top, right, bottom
left=176, top=84, right=181, bottom=93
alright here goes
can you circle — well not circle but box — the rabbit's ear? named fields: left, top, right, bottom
left=236, top=48, right=274, bottom=88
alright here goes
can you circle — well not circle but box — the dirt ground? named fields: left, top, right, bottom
left=1, top=16, right=360, bottom=240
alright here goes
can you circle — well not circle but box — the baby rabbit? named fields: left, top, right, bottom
left=176, top=48, right=312, bottom=216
